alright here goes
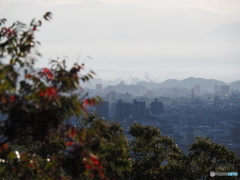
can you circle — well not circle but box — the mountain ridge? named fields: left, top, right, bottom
left=136, top=77, right=240, bottom=91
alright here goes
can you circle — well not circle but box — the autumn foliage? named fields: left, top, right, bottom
left=0, top=12, right=131, bottom=179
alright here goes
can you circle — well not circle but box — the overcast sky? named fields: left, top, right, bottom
left=1, top=0, right=240, bottom=82
left=1, top=0, right=240, bottom=17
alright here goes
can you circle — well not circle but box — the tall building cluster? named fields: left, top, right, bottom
left=96, top=96, right=165, bottom=122
left=215, top=85, right=230, bottom=98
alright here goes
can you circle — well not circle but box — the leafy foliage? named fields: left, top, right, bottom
left=129, top=124, right=186, bottom=180
left=0, top=13, right=100, bottom=142
left=64, top=115, right=131, bottom=179
left=188, top=137, right=240, bottom=179
left=0, top=13, right=128, bottom=179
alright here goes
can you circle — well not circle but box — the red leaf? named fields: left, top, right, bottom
left=9, top=95, right=15, bottom=103
left=39, top=92, right=45, bottom=96
left=42, top=68, right=54, bottom=80
left=65, top=142, right=75, bottom=146
left=85, top=164, right=92, bottom=169
left=2, top=144, right=8, bottom=149
left=0, top=143, right=8, bottom=153
left=69, top=128, right=77, bottom=138
left=46, top=87, right=57, bottom=96
left=42, top=68, right=51, bottom=74
left=25, top=74, right=31, bottom=79
left=46, top=74, right=53, bottom=80
left=84, top=99, right=89, bottom=106
left=90, top=156, right=99, bottom=165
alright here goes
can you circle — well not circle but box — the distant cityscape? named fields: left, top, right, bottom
left=1, top=77, right=239, bottom=156
left=79, top=77, right=240, bottom=155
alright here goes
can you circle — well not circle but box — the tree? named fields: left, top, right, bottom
left=0, top=13, right=130, bottom=179
left=128, top=123, right=186, bottom=180
left=188, top=137, right=240, bottom=179
left=128, top=124, right=240, bottom=180
left=63, top=114, right=131, bottom=179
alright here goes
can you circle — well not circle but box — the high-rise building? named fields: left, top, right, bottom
left=96, top=101, right=109, bottom=119
left=191, top=88, right=194, bottom=99
left=132, top=99, right=146, bottom=118
left=106, top=91, right=118, bottom=103
left=220, top=85, right=230, bottom=98
left=118, top=93, right=133, bottom=103
left=116, top=99, right=131, bottom=121
left=151, top=99, right=164, bottom=115
left=214, top=85, right=220, bottom=95
left=133, top=99, right=146, bottom=110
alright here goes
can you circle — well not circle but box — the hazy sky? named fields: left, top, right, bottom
left=1, top=0, right=240, bottom=17
left=1, top=0, right=240, bottom=82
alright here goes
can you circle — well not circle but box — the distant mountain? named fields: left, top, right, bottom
left=137, top=77, right=228, bottom=92
left=160, top=79, right=180, bottom=87
left=203, top=21, right=240, bottom=42
left=179, top=77, right=226, bottom=91
left=135, top=81, right=160, bottom=89
left=229, top=80, right=240, bottom=91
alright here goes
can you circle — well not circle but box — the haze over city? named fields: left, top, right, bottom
left=1, top=0, right=240, bottom=82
